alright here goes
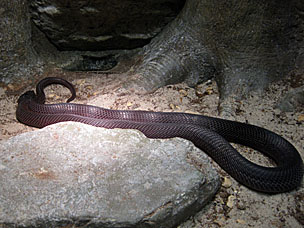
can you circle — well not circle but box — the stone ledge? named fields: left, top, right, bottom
left=0, top=122, right=220, bottom=228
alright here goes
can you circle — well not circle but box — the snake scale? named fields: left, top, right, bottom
left=16, top=77, right=303, bottom=193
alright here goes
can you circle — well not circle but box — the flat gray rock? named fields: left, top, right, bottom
left=0, top=122, right=220, bottom=228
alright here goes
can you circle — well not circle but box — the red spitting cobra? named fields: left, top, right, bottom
left=16, top=77, right=303, bottom=193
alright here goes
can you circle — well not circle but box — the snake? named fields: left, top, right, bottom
left=16, top=77, right=303, bottom=193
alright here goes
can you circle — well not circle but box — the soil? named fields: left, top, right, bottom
left=0, top=69, right=303, bottom=228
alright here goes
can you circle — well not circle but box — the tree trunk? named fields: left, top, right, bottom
left=0, top=0, right=41, bottom=84
left=124, top=0, right=304, bottom=111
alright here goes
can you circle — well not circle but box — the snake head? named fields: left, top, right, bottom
left=17, top=91, right=37, bottom=104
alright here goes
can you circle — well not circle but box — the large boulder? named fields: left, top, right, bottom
left=0, top=122, right=220, bottom=227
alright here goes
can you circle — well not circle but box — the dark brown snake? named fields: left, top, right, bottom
left=16, top=77, right=303, bottom=193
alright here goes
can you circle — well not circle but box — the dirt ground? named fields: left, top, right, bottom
left=0, top=69, right=303, bottom=228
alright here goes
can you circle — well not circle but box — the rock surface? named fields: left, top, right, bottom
left=0, top=122, right=220, bottom=228
left=30, top=0, right=185, bottom=51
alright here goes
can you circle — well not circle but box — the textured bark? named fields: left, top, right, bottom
left=125, top=0, right=304, bottom=102
left=0, top=0, right=41, bottom=83
left=124, top=0, right=218, bottom=93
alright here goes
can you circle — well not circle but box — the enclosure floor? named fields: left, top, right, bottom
left=1, top=69, right=303, bottom=228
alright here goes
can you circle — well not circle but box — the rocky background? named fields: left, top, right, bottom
left=30, top=0, right=185, bottom=51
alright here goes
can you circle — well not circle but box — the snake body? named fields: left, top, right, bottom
left=16, top=77, right=303, bottom=193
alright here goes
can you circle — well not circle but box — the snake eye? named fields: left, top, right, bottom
left=17, top=91, right=36, bottom=104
